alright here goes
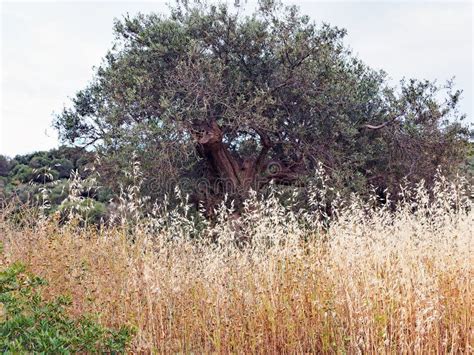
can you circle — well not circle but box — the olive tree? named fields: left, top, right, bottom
left=55, top=0, right=470, bottom=212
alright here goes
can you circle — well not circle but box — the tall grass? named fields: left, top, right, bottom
left=0, top=173, right=472, bottom=353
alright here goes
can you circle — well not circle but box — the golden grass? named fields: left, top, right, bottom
left=1, top=183, right=473, bottom=353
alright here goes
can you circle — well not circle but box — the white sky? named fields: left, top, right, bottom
left=1, top=0, right=472, bottom=157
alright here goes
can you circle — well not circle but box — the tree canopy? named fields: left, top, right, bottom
left=55, top=0, right=470, bottom=213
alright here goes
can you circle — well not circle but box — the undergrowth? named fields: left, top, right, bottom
left=0, top=258, right=134, bottom=353
left=0, top=164, right=472, bottom=353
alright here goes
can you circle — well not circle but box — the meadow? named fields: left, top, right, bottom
left=1, top=175, right=472, bottom=353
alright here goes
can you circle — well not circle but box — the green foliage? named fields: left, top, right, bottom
left=96, top=186, right=114, bottom=203
left=58, top=198, right=108, bottom=225
left=465, top=141, right=474, bottom=182
left=10, top=164, right=34, bottom=184
left=49, top=181, right=69, bottom=205
left=0, top=178, right=7, bottom=200
left=31, top=167, right=60, bottom=184
left=0, top=261, right=134, bottom=353
left=51, top=158, right=74, bottom=179
left=0, top=156, right=10, bottom=177
left=29, top=155, right=51, bottom=169
left=1, top=147, right=96, bottom=212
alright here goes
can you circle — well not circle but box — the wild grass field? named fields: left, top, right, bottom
left=1, top=175, right=472, bottom=353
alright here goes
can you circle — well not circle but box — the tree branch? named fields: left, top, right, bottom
left=362, top=113, right=404, bottom=130
left=252, top=127, right=272, bottom=171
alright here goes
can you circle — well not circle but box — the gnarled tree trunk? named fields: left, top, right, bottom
left=193, top=120, right=302, bottom=215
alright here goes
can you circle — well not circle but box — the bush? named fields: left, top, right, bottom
left=0, top=156, right=10, bottom=177
left=31, top=167, right=60, bottom=184
left=10, top=164, right=34, bottom=184
left=0, top=261, right=134, bottom=353
left=49, top=182, right=69, bottom=206
left=58, top=198, right=108, bottom=225
left=51, top=158, right=74, bottom=179
left=28, top=155, right=51, bottom=169
left=96, top=186, right=114, bottom=203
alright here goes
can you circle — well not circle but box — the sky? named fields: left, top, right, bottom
left=0, top=0, right=472, bottom=157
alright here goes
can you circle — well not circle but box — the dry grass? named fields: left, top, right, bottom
left=1, top=178, right=472, bottom=353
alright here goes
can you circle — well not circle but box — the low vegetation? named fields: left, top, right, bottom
left=1, top=171, right=471, bottom=353
left=0, top=261, right=134, bottom=353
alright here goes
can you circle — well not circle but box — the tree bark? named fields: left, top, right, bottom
left=196, top=121, right=250, bottom=192
left=193, top=120, right=304, bottom=214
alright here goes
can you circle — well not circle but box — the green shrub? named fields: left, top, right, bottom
left=31, top=167, right=60, bottom=184
left=49, top=182, right=69, bottom=206
left=28, top=155, right=51, bottom=169
left=0, top=261, right=134, bottom=353
left=0, top=177, right=6, bottom=197
left=58, top=198, right=108, bottom=225
left=10, top=164, right=34, bottom=184
left=0, top=156, right=10, bottom=177
left=96, top=186, right=114, bottom=203
left=51, top=158, right=74, bottom=179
